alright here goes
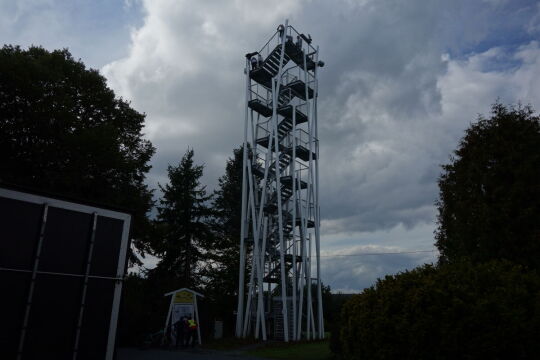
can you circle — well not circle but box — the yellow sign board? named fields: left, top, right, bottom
left=174, top=290, right=194, bottom=304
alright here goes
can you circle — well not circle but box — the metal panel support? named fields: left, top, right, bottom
left=105, top=211, right=131, bottom=360
left=73, top=212, right=98, bottom=360
left=17, top=204, right=49, bottom=360
left=17, top=203, right=48, bottom=360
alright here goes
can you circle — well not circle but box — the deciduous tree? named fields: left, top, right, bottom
left=0, top=45, right=155, bottom=262
left=436, top=103, right=540, bottom=269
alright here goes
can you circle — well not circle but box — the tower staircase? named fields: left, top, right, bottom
left=237, top=23, right=323, bottom=341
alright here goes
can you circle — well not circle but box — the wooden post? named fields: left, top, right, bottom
left=194, top=294, right=202, bottom=345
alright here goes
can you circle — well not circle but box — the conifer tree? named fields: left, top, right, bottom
left=153, top=149, right=213, bottom=287
left=206, top=146, right=245, bottom=297
left=202, top=146, right=249, bottom=333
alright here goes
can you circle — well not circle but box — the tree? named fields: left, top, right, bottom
left=201, top=146, right=246, bottom=334
left=151, top=149, right=213, bottom=288
left=0, top=45, right=155, bottom=262
left=436, top=103, right=540, bottom=269
left=206, top=146, right=244, bottom=296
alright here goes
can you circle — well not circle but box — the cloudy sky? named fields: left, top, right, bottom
left=2, top=0, right=540, bottom=292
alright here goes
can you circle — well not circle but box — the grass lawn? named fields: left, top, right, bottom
left=201, top=336, right=260, bottom=350
left=245, top=340, right=332, bottom=360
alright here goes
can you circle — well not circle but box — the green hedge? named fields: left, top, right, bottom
left=336, top=261, right=540, bottom=360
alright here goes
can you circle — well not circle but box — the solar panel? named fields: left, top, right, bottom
left=0, top=188, right=131, bottom=360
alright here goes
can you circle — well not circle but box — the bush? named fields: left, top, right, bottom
left=337, top=261, right=540, bottom=360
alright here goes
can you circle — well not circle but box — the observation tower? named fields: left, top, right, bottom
left=236, top=21, right=324, bottom=341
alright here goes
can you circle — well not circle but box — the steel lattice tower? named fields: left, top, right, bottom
left=236, top=21, right=324, bottom=341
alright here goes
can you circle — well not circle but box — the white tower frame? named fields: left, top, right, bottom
left=236, top=21, right=324, bottom=342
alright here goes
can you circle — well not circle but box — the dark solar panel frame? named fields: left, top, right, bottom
left=0, top=188, right=131, bottom=360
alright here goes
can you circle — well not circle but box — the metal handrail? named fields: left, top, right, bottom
left=250, top=82, right=272, bottom=100
left=287, top=25, right=317, bottom=58
left=294, top=128, right=312, bottom=148
left=292, top=102, right=308, bottom=115
left=280, top=129, right=309, bottom=149
left=256, top=124, right=270, bottom=138
left=252, top=25, right=318, bottom=80
left=280, top=67, right=316, bottom=97
left=281, top=69, right=298, bottom=85
left=258, top=30, right=279, bottom=58
left=249, top=85, right=271, bottom=104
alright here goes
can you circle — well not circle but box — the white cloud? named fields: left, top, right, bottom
left=439, top=41, right=540, bottom=120
left=98, top=0, right=540, bottom=291
left=526, top=3, right=540, bottom=35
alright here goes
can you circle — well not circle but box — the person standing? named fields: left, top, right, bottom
left=174, top=316, right=186, bottom=348
left=277, top=24, right=284, bottom=39
left=181, top=316, right=190, bottom=347
left=250, top=55, right=258, bottom=70
left=187, top=316, right=198, bottom=347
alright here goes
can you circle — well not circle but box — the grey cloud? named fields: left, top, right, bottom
left=320, top=245, right=438, bottom=292
left=102, top=0, right=540, bottom=241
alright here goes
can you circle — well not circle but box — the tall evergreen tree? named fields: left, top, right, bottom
left=206, top=146, right=245, bottom=297
left=202, top=146, right=251, bottom=334
left=152, top=149, right=213, bottom=287
left=436, top=102, right=540, bottom=268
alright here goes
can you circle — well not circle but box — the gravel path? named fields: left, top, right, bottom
left=117, top=347, right=267, bottom=360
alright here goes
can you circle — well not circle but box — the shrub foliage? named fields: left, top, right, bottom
left=339, top=261, right=540, bottom=360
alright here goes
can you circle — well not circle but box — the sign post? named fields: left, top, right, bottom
left=163, top=288, right=204, bottom=345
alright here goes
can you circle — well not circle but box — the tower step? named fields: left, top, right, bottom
left=285, top=145, right=317, bottom=162
left=284, top=40, right=316, bottom=71
left=280, top=176, right=308, bottom=190
left=277, top=105, right=308, bottom=124
left=252, top=163, right=275, bottom=179
left=255, top=137, right=286, bottom=151
left=286, top=216, right=315, bottom=229
left=250, top=44, right=292, bottom=88
left=284, top=254, right=303, bottom=263
left=285, top=79, right=314, bottom=100
left=250, top=67, right=273, bottom=88
left=248, top=88, right=293, bottom=119
left=273, top=298, right=295, bottom=340
left=248, top=99, right=272, bottom=117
